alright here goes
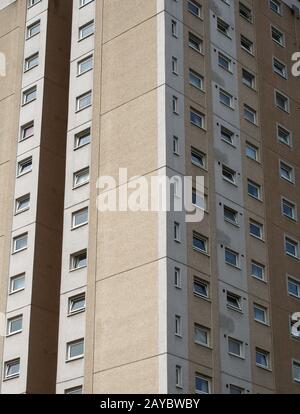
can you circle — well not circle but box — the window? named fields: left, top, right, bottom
left=80, top=0, right=94, bottom=7
left=194, top=324, right=209, bottom=347
left=227, top=292, right=242, bottom=311
left=293, top=361, right=300, bottom=383
left=73, top=167, right=90, bottom=188
left=175, top=365, right=183, bottom=388
left=256, top=349, right=270, bottom=369
left=22, top=86, right=37, bottom=105
left=171, top=20, right=178, bottom=37
left=219, top=89, right=233, bottom=108
left=248, top=179, right=261, bottom=200
left=241, top=35, right=254, bottom=54
left=172, top=95, right=179, bottom=114
left=230, top=385, right=244, bottom=394
left=65, top=386, right=83, bottom=394
left=192, top=188, right=205, bottom=210
left=288, top=277, right=300, bottom=298
left=172, top=56, right=178, bottom=75
left=13, top=233, right=28, bottom=253
left=193, top=232, right=208, bottom=254
left=222, top=165, right=236, bottom=184
left=174, top=222, right=181, bottom=242
left=28, top=0, right=41, bottom=7
left=285, top=237, right=299, bottom=259
left=74, top=129, right=91, bottom=149
left=173, top=135, right=179, bottom=155
left=188, top=32, right=202, bottom=53
left=67, top=339, right=84, bottom=361
left=275, top=91, right=289, bottom=112
left=269, top=0, right=281, bottom=14
left=217, top=17, right=230, bottom=37
left=243, top=104, right=257, bottom=124
left=72, top=208, right=88, bottom=229
left=190, top=108, right=204, bottom=128
left=10, top=274, right=25, bottom=294
left=70, top=250, right=87, bottom=270
left=15, top=194, right=30, bottom=214
left=251, top=261, right=265, bottom=281
left=7, top=315, right=23, bottom=336
left=78, top=55, right=93, bottom=75
left=17, top=157, right=33, bottom=177
left=195, top=374, right=210, bottom=394
left=271, top=26, right=284, bottom=46
left=4, top=359, right=20, bottom=380
left=282, top=199, right=296, bottom=220
left=24, top=52, right=39, bottom=71
left=27, top=20, right=40, bottom=38
left=221, top=126, right=234, bottom=145
left=246, top=142, right=259, bottom=161
left=239, top=3, right=252, bottom=22
left=277, top=125, right=291, bottom=147
left=228, top=338, right=243, bottom=357
left=273, top=58, right=287, bottom=78
left=69, top=294, right=86, bottom=315
left=225, top=248, right=239, bottom=267
left=193, top=278, right=209, bottom=298
left=20, top=121, right=34, bottom=141
left=224, top=206, right=238, bottom=225
left=174, top=267, right=181, bottom=288
left=249, top=220, right=263, bottom=240
left=76, top=91, right=92, bottom=111
left=188, top=0, right=202, bottom=17
left=242, top=69, right=255, bottom=88
left=218, top=52, right=232, bottom=72
left=280, top=161, right=294, bottom=183
left=254, top=304, right=268, bottom=324
left=191, top=147, right=205, bottom=168
left=175, top=315, right=182, bottom=337
left=79, top=21, right=94, bottom=40
left=189, top=69, right=204, bottom=90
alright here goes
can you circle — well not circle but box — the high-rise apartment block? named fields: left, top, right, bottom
left=0, top=0, right=300, bottom=394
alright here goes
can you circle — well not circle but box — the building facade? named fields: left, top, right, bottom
left=0, top=0, right=300, bottom=394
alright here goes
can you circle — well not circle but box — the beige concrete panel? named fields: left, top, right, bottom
left=101, top=17, right=157, bottom=114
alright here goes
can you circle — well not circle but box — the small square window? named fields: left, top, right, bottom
left=271, top=26, right=285, bottom=46
left=76, top=91, right=92, bottom=111
left=70, top=250, right=87, bottom=270
left=74, top=129, right=91, bottom=149
left=225, top=248, right=239, bottom=267
left=17, top=157, right=33, bottom=177
left=24, top=52, right=39, bottom=71
left=285, top=237, right=299, bottom=259
left=222, top=165, right=236, bottom=184
left=67, top=339, right=84, bottom=361
left=273, top=58, right=287, bottom=78
left=239, top=3, right=252, bottom=22
left=241, top=35, right=254, bottom=54
left=193, top=278, right=209, bottom=298
left=227, top=292, right=242, bottom=311
left=20, top=121, right=34, bottom=142
left=254, top=304, right=268, bottom=324
left=68, top=294, right=86, bottom=315
left=77, top=55, right=93, bottom=75
left=4, top=359, right=20, bottom=380
left=191, top=147, right=206, bottom=168
left=72, top=208, right=89, bottom=229
left=10, top=274, right=25, bottom=294
left=293, top=361, right=300, bottom=383
left=251, top=261, right=265, bottom=281
left=80, top=0, right=94, bottom=7
left=188, top=0, right=202, bottom=18
left=15, top=194, right=30, bottom=214
left=193, top=232, right=208, bottom=254
left=73, top=167, right=90, bottom=188
left=275, top=91, right=289, bottom=112
left=195, top=374, right=210, bottom=394
left=189, top=69, right=204, bottom=90
left=249, top=220, right=263, bottom=240
left=13, top=233, right=28, bottom=253
left=242, top=69, right=255, bottom=88
left=79, top=21, right=94, bottom=40
left=270, top=0, right=282, bottom=15
left=224, top=206, right=238, bottom=225
left=277, top=125, right=291, bottom=147
left=287, top=277, right=300, bottom=298
left=230, top=385, right=244, bottom=394
left=246, top=142, right=259, bottom=161
left=228, top=337, right=243, bottom=357
left=217, top=17, right=231, bottom=37
left=218, top=52, right=232, bottom=72
left=65, top=386, right=83, bottom=394
left=27, top=21, right=40, bottom=39
left=22, top=86, right=37, bottom=105
left=188, top=32, right=203, bottom=53
left=221, top=126, right=234, bottom=145
left=244, top=104, right=257, bottom=124
left=190, top=108, right=204, bottom=128
left=7, top=315, right=23, bottom=336
left=282, top=199, right=296, bottom=221
left=280, top=161, right=294, bottom=183
left=194, top=324, right=210, bottom=347
left=219, top=89, right=233, bottom=108
left=256, top=349, right=270, bottom=369
left=248, top=179, right=261, bottom=200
